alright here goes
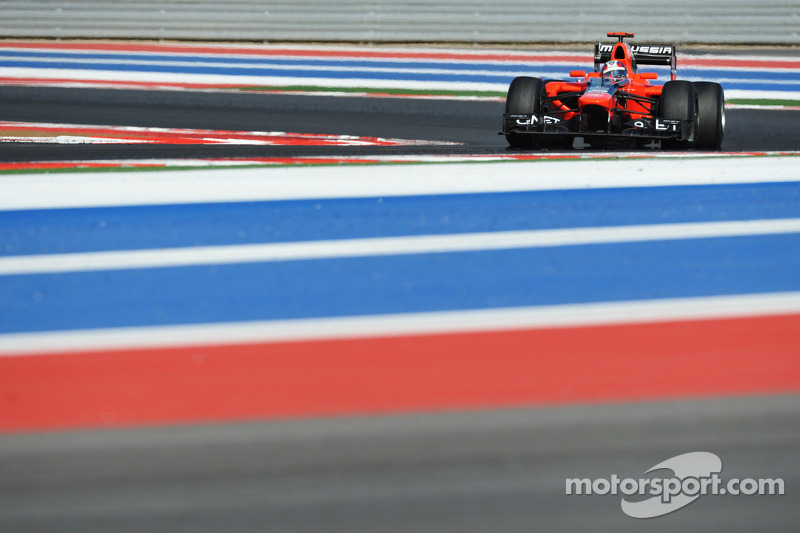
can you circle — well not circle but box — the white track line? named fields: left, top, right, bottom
left=2, top=218, right=799, bottom=275
left=1, top=156, right=799, bottom=211
left=0, top=67, right=509, bottom=91
left=2, top=291, right=799, bottom=356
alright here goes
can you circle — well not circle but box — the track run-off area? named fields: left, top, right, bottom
left=3, top=39, right=799, bottom=428
left=2, top=153, right=799, bottom=431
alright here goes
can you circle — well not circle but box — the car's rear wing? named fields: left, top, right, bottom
left=594, top=41, right=677, bottom=81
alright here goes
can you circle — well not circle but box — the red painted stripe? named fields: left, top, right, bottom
left=0, top=123, right=417, bottom=146
left=0, top=159, right=384, bottom=170
left=3, top=41, right=798, bottom=70
left=0, top=77, right=249, bottom=89
left=682, top=57, right=800, bottom=69
left=1, top=313, right=798, bottom=433
left=1, top=152, right=789, bottom=171
left=0, top=40, right=585, bottom=63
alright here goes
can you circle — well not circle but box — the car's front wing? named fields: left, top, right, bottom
left=502, top=113, right=692, bottom=142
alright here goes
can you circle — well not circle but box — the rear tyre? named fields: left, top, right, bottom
left=658, top=80, right=696, bottom=150
left=504, top=76, right=544, bottom=149
left=694, top=82, right=725, bottom=150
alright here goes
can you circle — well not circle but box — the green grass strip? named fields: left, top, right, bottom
left=226, top=86, right=800, bottom=106
left=728, top=98, right=800, bottom=107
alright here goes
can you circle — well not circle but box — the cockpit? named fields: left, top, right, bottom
left=597, top=60, right=628, bottom=87
left=601, top=60, right=628, bottom=81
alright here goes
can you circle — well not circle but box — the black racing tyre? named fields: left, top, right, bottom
left=659, top=80, right=696, bottom=149
left=694, top=81, right=725, bottom=150
left=504, top=76, right=544, bottom=149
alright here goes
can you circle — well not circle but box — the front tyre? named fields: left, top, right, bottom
left=504, top=76, right=544, bottom=149
left=659, top=80, right=696, bottom=150
left=694, top=82, right=725, bottom=150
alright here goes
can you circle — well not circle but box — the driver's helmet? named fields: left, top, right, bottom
left=601, top=60, right=628, bottom=80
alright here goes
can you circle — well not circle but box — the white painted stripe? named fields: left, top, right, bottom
left=0, top=67, right=510, bottom=92
left=725, top=89, right=800, bottom=100
left=2, top=219, right=799, bottom=275
left=21, top=58, right=793, bottom=88
left=683, top=77, right=800, bottom=87
left=685, top=65, right=800, bottom=74
left=2, top=48, right=796, bottom=71
left=1, top=291, right=799, bottom=356
left=0, top=46, right=592, bottom=65
left=1, top=155, right=798, bottom=211
left=0, top=44, right=588, bottom=61
left=4, top=67, right=800, bottom=98
left=0, top=136, right=133, bottom=144
left=1, top=43, right=794, bottom=65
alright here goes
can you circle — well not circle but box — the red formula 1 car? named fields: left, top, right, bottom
left=502, top=32, right=725, bottom=150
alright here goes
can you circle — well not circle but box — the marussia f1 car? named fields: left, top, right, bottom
left=502, top=32, right=725, bottom=150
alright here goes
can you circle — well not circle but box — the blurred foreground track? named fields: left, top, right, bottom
left=1, top=396, right=798, bottom=533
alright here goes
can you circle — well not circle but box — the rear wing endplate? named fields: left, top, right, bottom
left=594, top=42, right=677, bottom=80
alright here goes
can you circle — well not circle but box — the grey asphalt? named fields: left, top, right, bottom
left=1, top=396, right=798, bottom=532
left=0, top=86, right=798, bottom=162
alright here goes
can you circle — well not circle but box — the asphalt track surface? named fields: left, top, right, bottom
left=1, top=86, right=800, bottom=161
left=0, top=397, right=797, bottom=533
left=1, top=87, right=799, bottom=532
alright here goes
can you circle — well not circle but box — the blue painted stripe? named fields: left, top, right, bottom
left=1, top=58, right=798, bottom=90
left=0, top=50, right=579, bottom=73
left=2, top=51, right=798, bottom=82
left=3, top=49, right=798, bottom=99
left=3, top=182, right=799, bottom=256
left=634, top=66, right=800, bottom=82
left=0, top=58, right=537, bottom=84
left=2, top=234, right=798, bottom=333
left=681, top=68, right=800, bottom=82
left=714, top=82, right=800, bottom=92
